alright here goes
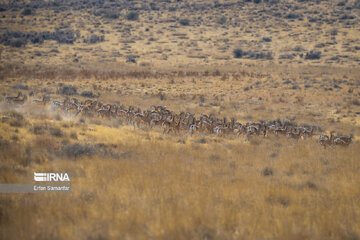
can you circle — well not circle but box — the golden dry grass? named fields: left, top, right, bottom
left=0, top=103, right=359, bottom=239
left=1, top=0, right=360, bottom=238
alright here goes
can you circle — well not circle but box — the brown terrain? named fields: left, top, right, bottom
left=0, top=0, right=360, bottom=239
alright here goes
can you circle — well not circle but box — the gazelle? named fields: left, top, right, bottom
left=5, top=92, right=27, bottom=104
left=32, top=96, right=50, bottom=105
left=332, top=134, right=353, bottom=147
left=318, top=134, right=331, bottom=148
left=5, top=92, right=22, bottom=103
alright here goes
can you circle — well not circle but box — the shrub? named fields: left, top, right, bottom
left=53, top=30, right=76, bottom=44
left=81, top=91, right=98, bottom=98
left=233, top=48, right=244, bottom=58
left=352, top=99, right=360, bottom=106
left=11, top=135, right=19, bottom=142
left=217, top=16, right=227, bottom=24
left=126, top=55, right=137, bottom=63
left=63, top=143, right=95, bottom=159
left=6, top=112, right=26, bottom=128
left=70, top=132, right=78, bottom=140
left=279, top=54, right=295, bottom=59
left=10, top=39, right=26, bottom=48
left=354, top=0, right=360, bottom=8
left=0, top=30, right=77, bottom=47
left=305, top=50, right=321, bottom=60
left=234, top=49, right=273, bottom=60
left=33, top=125, right=46, bottom=135
left=150, top=3, right=160, bottom=10
left=126, top=11, right=139, bottom=21
left=103, top=10, right=119, bottom=19
left=50, top=48, right=59, bottom=53
left=13, top=83, right=29, bottom=90
left=262, top=37, right=272, bottom=42
left=293, top=45, right=305, bottom=52
left=9, top=120, right=23, bottom=127
left=83, top=34, right=104, bottom=44
left=262, top=167, right=273, bottom=176
left=22, top=8, right=32, bottom=16
left=179, top=18, right=190, bottom=26
left=49, top=127, right=64, bottom=137
left=285, top=13, right=299, bottom=19
left=57, top=85, right=78, bottom=95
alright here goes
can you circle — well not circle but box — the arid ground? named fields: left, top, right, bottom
left=0, top=0, right=360, bottom=239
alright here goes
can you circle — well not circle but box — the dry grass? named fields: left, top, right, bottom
left=1, top=0, right=360, bottom=238
left=0, top=106, right=359, bottom=239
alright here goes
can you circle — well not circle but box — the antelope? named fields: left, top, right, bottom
left=286, top=128, right=301, bottom=140
left=318, top=134, right=332, bottom=148
left=5, top=92, right=27, bottom=104
left=51, top=100, right=65, bottom=110
left=298, top=126, right=314, bottom=138
left=4, top=92, right=23, bottom=103
left=150, top=119, right=162, bottom=129
left=161, top=115, right=174, bottom=134
left=332, top=134, right=353, bottom=147
left=214, top=125, right=224, bottom=136
left=32, top=96, right=50, bottom=105
left=169, top=118, right=182, bottom=134
left=234, top=122, right=246, bottom=136
left=188, top=124, right=198, bottom=135
left=12, top=94, right=27, bottom=104
left=43, top=96, right=356, bottom=146
left=133, top=112, right=146, bottom=129
left=246, top=125, right=260, bottom=136
left=274, top=126, right=289, bottom=136
left=66, top=102, right=79, bottom=113
left=75, top=104, right=91, bottom=116
left=116, top=109, right=128, bottom=119
left=97, top=104, right=111, bottom=118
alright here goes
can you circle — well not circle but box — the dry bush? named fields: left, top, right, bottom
left=0, top=131, right=359, bottom=239
left=62, top=143, right=95, bottom=159
left=0, top=95, right=358, bottom=240
left=4, top=111, right=27, bottom=128
left=57, top=85, right=78, bottom=96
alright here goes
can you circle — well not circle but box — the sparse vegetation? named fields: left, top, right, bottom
left=83, top=34, right=104, bottom=44
left=126, top=11, right=139, bottom=21
left=13, top=83, right=29, bottom=90
left=0, top=0, right=359, bottom=239
left=233, top=48, right=244, bottom=58
left=80, top=90, right=98, bottom=98
left=21, top=8, right=32, bottom=16
left=179, top=18, right=190, bottom=26
left=49, top=127, right=64, bottom=137
left=305, top=50, right=321, bottom=60
left=233, top=48, right=273, bottom=60
left=0, top=30, right=77, bottom=47
left=217, top=16, right=227, bottom=24
left=63, top=143, right=94, bottom=158
left=57, top=85, right=78, bottom=95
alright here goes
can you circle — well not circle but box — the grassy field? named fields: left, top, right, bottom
left=0, top=103, right=359, bottom=239
left=1, top=0, right=360, bottom=239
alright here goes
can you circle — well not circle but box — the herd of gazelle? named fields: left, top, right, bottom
left=4, top=92, right=354, bottom=147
